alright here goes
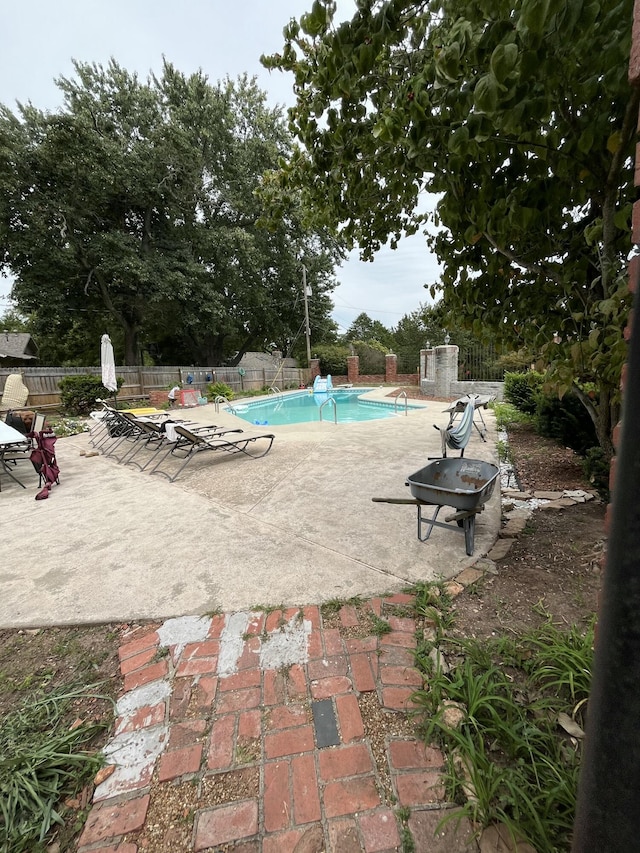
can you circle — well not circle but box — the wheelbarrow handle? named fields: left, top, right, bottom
left=372, top=497, right=427, bottom=505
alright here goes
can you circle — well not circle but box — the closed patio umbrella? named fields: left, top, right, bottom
left=101, top=334, right=118, bottom=407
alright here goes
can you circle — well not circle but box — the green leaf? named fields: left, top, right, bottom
left=578, top=126, right=595, bottom=154
left=518, top=0, right=554, bottom=35
left=354, top=43, right=376, bottom=76
left=607, top=130, right=623, bottom=154
left=448, top=125, right=470, bottom=155
left=598, top=298, right=615, bottom=317
left=372, top=118, right=391, bottom=142
left=436, top=43, right=462, bottom=83
left=490, top=43, right=519, bottom=84
left=300, top=2, right=328, bottom=37
left=473, top=74, right=499, bottom=114
left=584, top=220, right=603, bottom=246
left=613, top=204, right=631, bottom=231
left=449, top=18, right=475, bottom=53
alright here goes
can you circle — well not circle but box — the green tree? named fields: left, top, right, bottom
left=0, top=61, right=338, bottom=366
left=343, top=312, right=394, bottom=348
left=263, top=0, right=635, bottom=453
left=391, top=307, right=433, bottom=372
left=0, top=308, right=28, bottom=333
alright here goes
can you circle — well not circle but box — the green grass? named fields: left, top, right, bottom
left=0, top=685, right=113, bottom=853
left=369, top=613, right=392, bottom=637
left=491, top=401, right=534, bottom=431
left=409, top=584, right=594, bottom=853
left=396, top=805, right=416, bottom=852
left=496, top=438, right=512, bottom=464
left=320, top=596, right=363, bottom=618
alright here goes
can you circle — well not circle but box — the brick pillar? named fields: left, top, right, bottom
left=310, top=358, right=321, bottom=381
left=347, top=356, right=359, bottom=384
left=385, top=353, right=397, bottom=384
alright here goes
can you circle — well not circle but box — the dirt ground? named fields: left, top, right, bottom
left=452, top=421, right=604, bottom=641
left=0, top=416, right=606, bottom=851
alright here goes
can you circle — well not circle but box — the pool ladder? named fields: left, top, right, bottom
left=394, top=391, right=408, bottom=416
left=214, top=395, right=236, bottom=415
left=319, top=397, right=337, bottom=424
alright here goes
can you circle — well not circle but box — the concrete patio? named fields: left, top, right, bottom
left=0, top=391, right=500, bottom=628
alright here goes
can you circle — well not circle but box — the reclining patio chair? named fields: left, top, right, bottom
left=103, top=411, right=153, bottom=462
left=89, top=403, right=124, bottom=450
left=434, top=398, right=475, bottom=458
left=119, top=416, right=237, bottom=468
left=93, top=408, right=167, bottom=457
left=148, top=424, right=275, bottom=482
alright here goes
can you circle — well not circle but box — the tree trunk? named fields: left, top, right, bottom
left=122, top=320, right=140, bottom=366
left=574, top=384, right=615, bottom=458
left=197, top=335, right=225, bottom=366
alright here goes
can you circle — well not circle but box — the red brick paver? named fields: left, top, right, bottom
left=78, top=795, right=150, bottom=848
left=81, top=595, right=468, bottom=852
left=195, top=799, right=259, bottom=849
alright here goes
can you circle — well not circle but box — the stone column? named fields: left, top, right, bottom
left=434, top=345, right=459, bottom=398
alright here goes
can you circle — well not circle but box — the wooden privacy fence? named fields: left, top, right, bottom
left=0, top=365, right=310, bottom=410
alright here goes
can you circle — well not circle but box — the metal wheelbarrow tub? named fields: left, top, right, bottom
left=408, top=458, right=499, bottom=555
left=407, top=458, right=499, bottom=510
left=373, top=458, right=499, bottom=557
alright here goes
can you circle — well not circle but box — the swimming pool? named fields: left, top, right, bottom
left=229, top=389, right=418, bottom=426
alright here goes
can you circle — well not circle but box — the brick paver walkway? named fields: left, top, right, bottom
left=77, top=594, right=477, bottom=852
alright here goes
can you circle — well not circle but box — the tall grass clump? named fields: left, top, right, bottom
left=410, top=603, right=595, bottom=853
left=0, top=686, right=111, bottom=852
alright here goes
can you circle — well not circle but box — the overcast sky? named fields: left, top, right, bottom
left=0, top=0, right=441, bottom=334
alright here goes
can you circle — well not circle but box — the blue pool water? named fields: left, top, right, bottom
left=229, top=390, right=416, bottom=426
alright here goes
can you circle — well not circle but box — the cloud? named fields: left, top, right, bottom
left=0, top=1, right=442, bottom=331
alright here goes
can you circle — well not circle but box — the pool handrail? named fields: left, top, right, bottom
left=394, top=390, right=408, bottom=416
left=319, top=396, right=337, bottom=424
left=214, top=395, right=236, bottom=415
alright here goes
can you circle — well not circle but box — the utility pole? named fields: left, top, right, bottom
left=302, top=265, right=311, bottom=365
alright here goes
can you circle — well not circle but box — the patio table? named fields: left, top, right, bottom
left=0, top=420, right=31, bottom=490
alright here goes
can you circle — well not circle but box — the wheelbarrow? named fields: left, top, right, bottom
left=373, top=457, right=500, bottom=556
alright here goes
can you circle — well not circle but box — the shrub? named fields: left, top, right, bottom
left=495, top=348, right=534, bottom=373
left=207, top=381, right=234, bottom=401
left=58, top=375, right=124, bottom=416
left=313, top=344, right=350, bottom=376
left=503, top=371, right=544, bottom=414
left=352, top=341, right=386, bottom=375
left=534, top=392, right=598, bottom=456
left=491, top=401, right=533, bottom=431
left=582, top=446, right=611, bottom=500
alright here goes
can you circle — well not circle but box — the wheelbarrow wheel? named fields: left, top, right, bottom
left=463, top=515, right=475, bottom=556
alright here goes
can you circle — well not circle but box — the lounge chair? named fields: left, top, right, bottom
left=148, top=424, right=275, bottom=482
left=434, top=398, right=475, bottom=457
left=120, top=417, right=241, bottom=469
